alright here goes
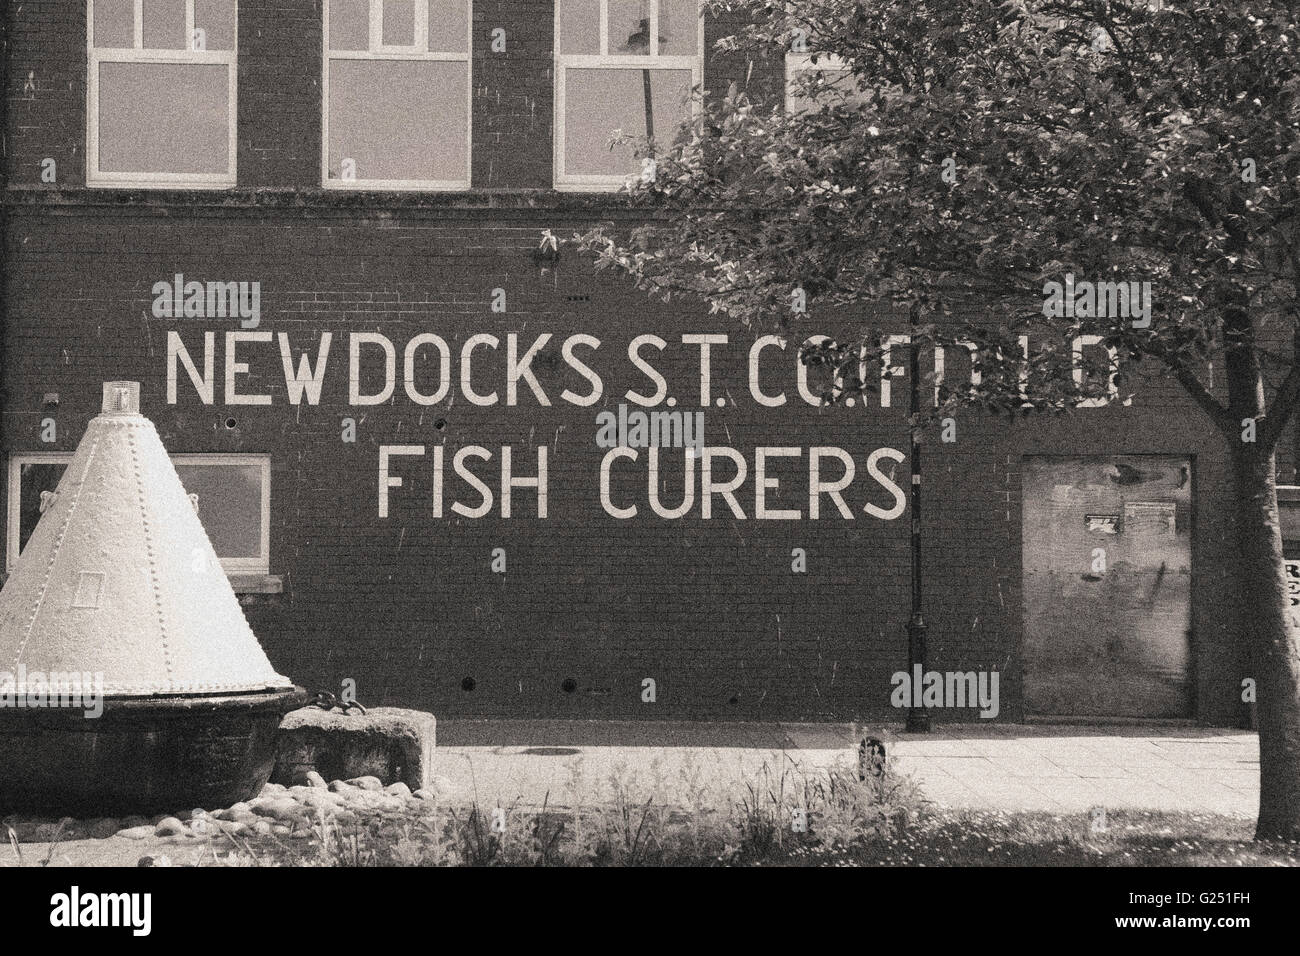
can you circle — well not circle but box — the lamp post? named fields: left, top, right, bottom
left=906, top=303, right=931, bottom=733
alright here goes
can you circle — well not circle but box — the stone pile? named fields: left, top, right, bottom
left=3, top=773, right=454, bottom=844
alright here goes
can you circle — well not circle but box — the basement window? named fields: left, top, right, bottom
left=87, top=0, right=238, bottom=188
left=5, top=453, right=272, bottom=582
left=323, top=0, right=472, bottom=190
left=554, top=0, right=702, bottom=191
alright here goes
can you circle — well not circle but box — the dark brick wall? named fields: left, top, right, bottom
left=0, top=0, right=1252, bottom=724
left=472, top=0, right=554, bottom=189
left=239, top=1, right=323, bottom=187
left=5, top=0, right=87, bottom=188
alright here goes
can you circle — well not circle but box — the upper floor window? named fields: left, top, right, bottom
left=87, top=0, right=238, bottom=188
left=323, top=0, right=472, bottom=190
left=554, top=0, right=702, bottom=191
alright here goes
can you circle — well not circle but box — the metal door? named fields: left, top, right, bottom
left=1022, top=455, right=1192, bottom=717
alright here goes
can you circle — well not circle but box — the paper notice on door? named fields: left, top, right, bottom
left=1085, top=514, right=1119, bottom=534
left=1124, top=500, right=1176, bottom=535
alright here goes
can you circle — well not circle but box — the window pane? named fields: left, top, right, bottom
left=383, top=0, right=415, bottom=46
left=787, top=64, right=869, bottom=114
left=93, top=0, right=135, bottom=48
left=329, top=0, right=369, bottom=50
left=16, top=459, right=262, bottom=565
left=98, top=62, right=230, bottom=174
left=564, top=67, right=691, bottom=176
left=428, top=0, right=468, bottom=53
left=194, top=0, right=237, bottom=50
left=17, top=464, right=66, bottom=555
left=328, top=59, right=468, bottom=182
left=174, top=463, right=263, bottom=560
left=559, top=0, right=599, bottom=54
left=609, top=0, right=652, bottom=54
left=142, top=0, right=187, bottom=49
left=658, top=0, right=698, bottom=54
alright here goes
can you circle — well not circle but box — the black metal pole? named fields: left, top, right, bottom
left=642, top=68, right=655, bottom=146
left=906, top=305, right=931, bottom=732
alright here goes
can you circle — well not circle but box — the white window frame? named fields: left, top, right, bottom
left=553, top=0, right=704, bottom=192
left=87, top=0, right=239, bottom=188
left=322, top=0, right=472, bottom=191
left=6, top=452, right=271, bottom=575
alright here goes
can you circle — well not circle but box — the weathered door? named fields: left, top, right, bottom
left=1022, top=455, right=1193, bottom=717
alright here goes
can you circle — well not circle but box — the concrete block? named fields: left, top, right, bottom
left=272, top=707, right=436, bottom=790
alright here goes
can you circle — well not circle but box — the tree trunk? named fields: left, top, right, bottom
left=1232, top=446, right=1300, bottom=840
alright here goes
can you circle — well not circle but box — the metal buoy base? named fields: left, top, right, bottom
left=0, top=686, right=308, bottom=816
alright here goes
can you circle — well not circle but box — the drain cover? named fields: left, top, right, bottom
left=520, top=747, right=581, bottom=756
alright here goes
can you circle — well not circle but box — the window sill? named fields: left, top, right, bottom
left=0, top=572, right=283, bottom=594
left=3, top=184, right=671, bottom=215
left=229, top=574, right=283, bottom=595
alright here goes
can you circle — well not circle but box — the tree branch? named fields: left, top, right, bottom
left=1173, top=364, right=1236, bottom=434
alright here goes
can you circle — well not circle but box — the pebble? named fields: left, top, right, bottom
left=290, top=769, right=330, bottom=789
left=154, top=817, right=187, bottom=837
left=251, top=798, right=303, bottom=822
left=347, top=790, right=386, bottom=810
left=298, top=794, right=339, bottom=818
left=215, top=803, right=250, bottom=821
left=221, top=809, right=257, bottom=829
left=137, top=855, right=172, bottom=867
left=4, top=769, right=448, bottom=851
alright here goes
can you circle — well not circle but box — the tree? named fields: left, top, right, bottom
left=571, top=0, right=1300, bottom=839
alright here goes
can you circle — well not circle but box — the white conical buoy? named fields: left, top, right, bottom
left=0, top=382, right=292, bottom=696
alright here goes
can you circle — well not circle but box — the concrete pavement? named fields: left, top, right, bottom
left=431, top=720, right=1259, bottom=816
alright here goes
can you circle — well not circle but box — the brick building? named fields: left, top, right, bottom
left=0, top=0, right=1271, bottom=723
